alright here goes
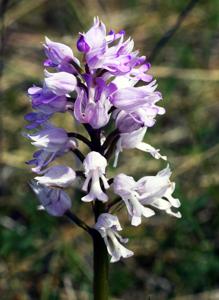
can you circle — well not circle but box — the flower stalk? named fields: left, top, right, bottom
left=93, top=231, right=109, bottom=300
left=93, top=201, right=109, bottom=300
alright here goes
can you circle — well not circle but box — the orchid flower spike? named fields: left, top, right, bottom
left=25, top=17, right=181, bottom=266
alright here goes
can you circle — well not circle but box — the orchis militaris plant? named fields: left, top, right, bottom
left=24, top=17, right=181, bottom=300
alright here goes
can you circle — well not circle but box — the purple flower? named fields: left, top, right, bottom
left=111, top=80, right=164, bottom=114
left=82, top=151, right=109, bottom=202
left=28, top=85, right=68, bottom=114
left=77, top=17, right=149, bottom=77
left=24, top=17, right=181, bottom=264
left=111, top=61, right=153, bottom=90
left=27, top=125, right=76, bottom=152
left=44, top=37, right=74, bottom=66
left=77, top=17, right=106, bottom=60
left=44, top=71, right=77, bottom=96
left=30, top=181, right=71, bottom=216
left=34, top=165, right=76, bottom=188
left=115, top=109, right=156, bottom=133
left=26, top=149, right=65, bottom=174
left=94, top=213, right=134, bottom=263
left=77, top=34, right=90, bottom=53
left=129, top=62, right=153, bottom=83
left=74, top=77, right=116, bottom=129
left=24, top=112, right=51, bottom=130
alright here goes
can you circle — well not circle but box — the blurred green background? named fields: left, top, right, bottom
left=1, top=0, right=219, bottom=299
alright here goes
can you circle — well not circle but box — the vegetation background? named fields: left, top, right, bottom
left=1, top=0, right=219, bottom=299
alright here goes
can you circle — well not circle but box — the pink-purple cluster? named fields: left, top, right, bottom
left=25, top=17, right=181, bottom=263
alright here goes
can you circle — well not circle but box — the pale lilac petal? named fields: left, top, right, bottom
left=94, top=213, right=133, bottom=263
left=28, top=85, right=68, bottom=114
left=44, top=71, right=77, bottom=96
left=85, top=16, right=106, bottom=49
left=94, top=213, right=122, bottom=232
left=27, top=126, right=69, bottom=152
left=30, top=181, right=71, bottom=216
left=112, top=87, right=149, bottom=111
left=136, top=166, right=181, bottom=218
left=136, top=142, right=167, bottom=160
left=44, top=37, right=74, bottom=65
left=88, top=100, right=111, bottom=129
left=35, top=165, right=76, bottom=188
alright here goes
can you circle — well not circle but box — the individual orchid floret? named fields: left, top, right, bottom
left=136, top=165, right=181, bottom=218
left=112, top=61, right=152, bottom=89
left=130, top=62, right=153, bottom=83
left=77, top=17, right=106, bottom=59
left=112, top=80, right=164, bottom=150
left=28, top=85, right=68, bottom=114
left=111, top=81, right=166, bottom=167
left=113, top=127, right=166, bottom=167
left=95, top=38, right=138, bottom=75
left=115, top=108, right=156, bottom=134
left=113, top=174, right=155, bottom=226
left=30, top=181, right=71, bottom=216
left=44, top=71, right=77, bottom=96
left=34, top=165, right=76, bottom=188
left=24, top=112, right=51, bottom=130
left=82, top=151, right=109, bottom=202
left=26, top=149, right=65, bottom=174
left=74, top=77, right=115, bottom=129
left=94, top=213, right=134, bottom=263
left=44, top=37, right=78, bottom=68
left=27, top=125, right=76, bottom=152
left=136, top=141, right=167, bottom=160
left=111, top=81, right=164, bottom=114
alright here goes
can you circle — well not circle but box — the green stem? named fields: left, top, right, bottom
left=92, top=201, right=109, bottom=300
left=92, top=230, right=109, bottom=300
